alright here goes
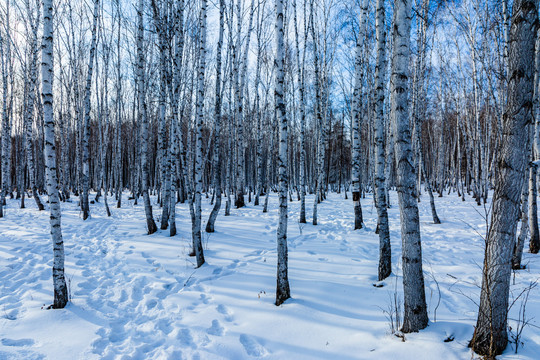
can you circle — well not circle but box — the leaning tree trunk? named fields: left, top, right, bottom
left=374, top=0, right=391, bottom=281
left=192, top=0, right=207, bottom=268
left=137, top=0, right=157, bottom=235
left=390, top=0, right=428, bottom=333
left=469, top=0, right=538, bottom=356
left=42, top=0, right=68, bottom=309
left=275, top=0, right=290, bottom=306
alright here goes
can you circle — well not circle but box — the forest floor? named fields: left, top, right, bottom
left=0, top=189, right=539, bottom=359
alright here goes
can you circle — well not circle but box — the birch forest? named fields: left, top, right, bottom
left=1, top=0, right=540, bottom=359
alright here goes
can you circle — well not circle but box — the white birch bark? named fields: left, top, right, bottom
left=374, top=0, right=391, bottom=281
left=390, top=0, right=428, bottom=332
left=115, top=0, right=122, bottom=208
left=351, top=0, right=368, bottom=230
left=0, top=26, right=10, bottom=217
left=275, top=0, right=290, bottom=306
left=470, top=0, right=538, bottom=355
left=206, top=0, right=225, bottom=233
left=192, top=0, right=207, bottom=268
left=81, top=0, right=99, bottom=220
left=293, top=0, right=306, bottom=223
left=529, top=25, right=540, bottom=254
left=137, top=0, right=158, bottom=235
left=42, top=0, right=68, bottom=308
left=25, top=6, right=44, bottom=211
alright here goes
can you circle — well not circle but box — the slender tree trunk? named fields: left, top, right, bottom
left=470, top=1, right=538, bottom=356
left=529, top=24, right=540, bottom=254
left=1, top=28, right=11, bottom=217
left=311, top=2, right=324, bottom=226
left=42, top=0, right=68, bottom=309
left=206, top=0, right=225, bottom=234
left=115, top=0, right=122, bottom=209
left=192, top=0, right=207, bottom=268
left=25, top=15, right=44, bottom=211
left=275, top=0, right=290, bottom=306
left=351, top=0, right=368, bottom=230
left=374, top=0, right=391, bottom=281
left=80, top=0, right=99, bottom=220
left=390, top=0, right=428, bottom=333
left=137, top=0, right=157, bottom=235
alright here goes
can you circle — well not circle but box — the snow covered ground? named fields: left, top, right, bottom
left=0, top=190, right=539, bottom=359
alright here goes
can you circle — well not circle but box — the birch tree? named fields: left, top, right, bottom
left=350, top=0, right=368, bottom=230
left=374, top=0, right=391, bottom=281
left=470, top=0, right=538, bottom=356
left=25, top=0, right=45, bottom=211
left=137, top=0, right=158, bottom=235
left=192, top=0, right=207, bottom=268
left=390, top=0, right=428, bottom=332
left=0, top=14, right=11, bottom=218
left=42, top=0, right=68, bottom=309
left=80, top=0, right=99, bottom=220
left=275, top=0, right=290, bottom=306
left=206, top=0, right=225, bottom=233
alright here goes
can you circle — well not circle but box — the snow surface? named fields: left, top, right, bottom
left=0, top=190, right=539, bottom=359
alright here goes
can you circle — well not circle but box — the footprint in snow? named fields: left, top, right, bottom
left=176, top=328, right=196, bottom=348
left=239, top=334, right=268, bottom=357
left=200, top=294, right=211, bottom=304
left=156, top=319, right=173, bottom=335
left=206, top=320, right=225, bottom=336
left=216, top=304, right=234, bottom=322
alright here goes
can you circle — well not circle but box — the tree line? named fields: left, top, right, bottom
left=1, top=0, right=539, bottom=357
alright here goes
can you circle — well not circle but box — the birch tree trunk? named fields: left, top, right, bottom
left=206, top=0, right=225, bottom=234
left=0, top=28, right=8, bottom=217
left=529, top=25, right=540, bottom=254
left=470, top=0, right=538, bottom=356
left=26, top=9, right=44, bottom=211
left=137, top=0, right=157, bottom=235
left=115, top=0, right=122, bottom=209
left=151, top=0, right=170, bottom=230
left=275, top=0, right=290, bottom=306
left=81, top=0, right=99, bottom=220
left=169, top=0, right=185, bottom=236
left=513, top=177, right=529, bottom=269
left=374, top=0, right=391, bottom=281
left=311, top=2, right=324, bottom=226
left=42, top=0, right=68, bottom=309
left=351, top=0, right=368, bottom=230
left=192, top=0, right=207, bottom=268
left=293, top=0, right=307, bottom=223
left=390, top=0, right=428, bottom=332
